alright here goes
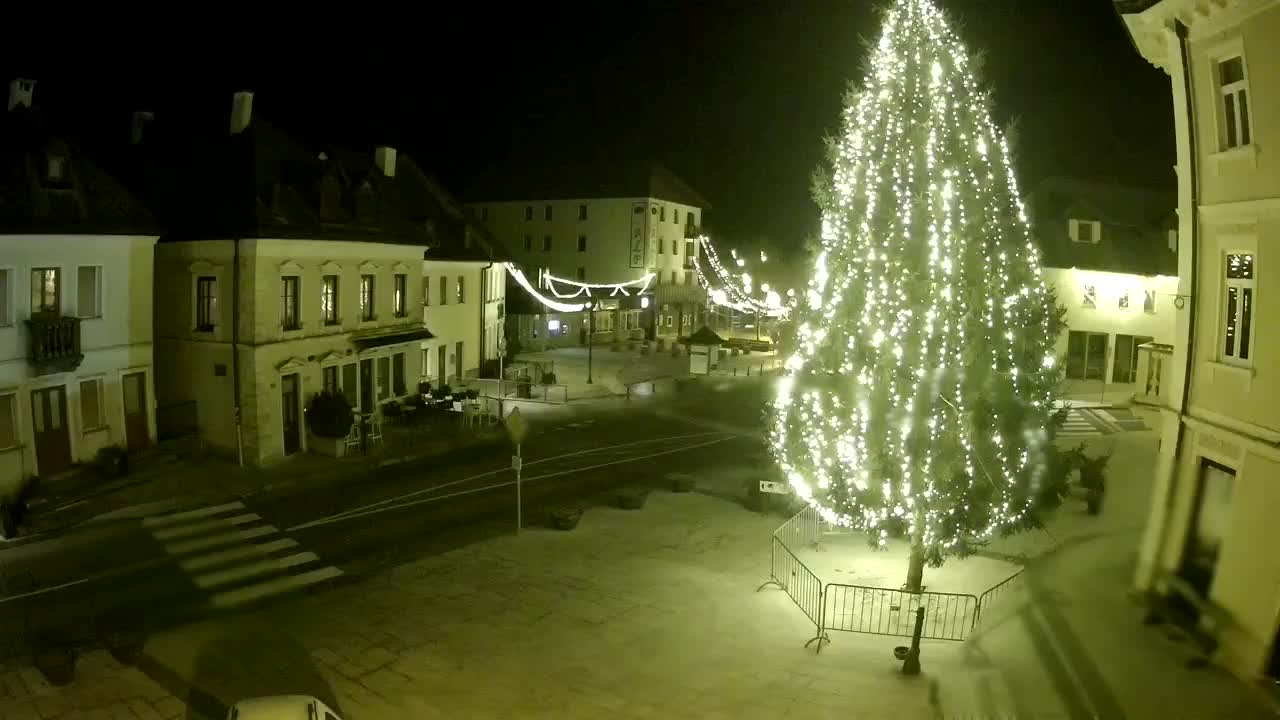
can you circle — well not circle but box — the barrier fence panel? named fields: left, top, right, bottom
left=974, top=568, right=1025, bottom=628
left=823, top=584, right=979, bottom=642
left=774, top=504, right=821, bottom=550
left=757, top=535, right=828, bottom=650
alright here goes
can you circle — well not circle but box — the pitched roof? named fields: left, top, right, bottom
left=464, top=156, right=711, bottom=210
left=1026, top=177, right=1176, bottom=277
left=0, top=104, right=157, bottom=235
left=684, top=326, right=725, bottom=346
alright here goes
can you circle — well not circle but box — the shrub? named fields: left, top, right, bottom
left=307, top=391, right=354, bottom=439
left=382, top=400, right=402, bottom=419
left=418, top=381, right=433, bottom=396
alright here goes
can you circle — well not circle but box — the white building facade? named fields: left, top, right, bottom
left=1119, top=0, right=1280, bottom=685
left=1, top=80, right=158, bottom=501
left=420, top=257, right=506, bottom=387
left=467, top=165, right=710, bottom=347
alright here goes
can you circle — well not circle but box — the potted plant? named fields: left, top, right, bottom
left=437, top=384, right=452, bottom=399
left=465, top=389, right=480, bottom=400
left=1080, top=454, right=1110, bottom=515
left=551, top=505, right=584, bottom=531
left=306, top=391, right=355, bottom=457
left=33, top=636, right=76, bottom=686
left=617, top=487, right=648, bottom=510
left=418, top=381, right=433, bottom=397
left=94, top=445, right=129, bottom=479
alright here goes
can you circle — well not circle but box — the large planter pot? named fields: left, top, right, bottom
left=551, top=507, right=583, bottom=531
left=671, top=344, right=683, bottom=357
left=34, top=645, right=76, bottom=686
left=617, top=487, right=648, bottom=510
left=640, top=344, right=651, bottom=356
left=308, top=432, right=348, bottom=458
left=1085, top=490, right=1103, bottom=515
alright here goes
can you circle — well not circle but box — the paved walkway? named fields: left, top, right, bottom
left=0, top=651, right=183, bottom=720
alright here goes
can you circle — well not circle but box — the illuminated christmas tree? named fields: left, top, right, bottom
left=771, top=0, right=1069, bottom=592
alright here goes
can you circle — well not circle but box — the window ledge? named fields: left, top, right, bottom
left=82, top=426, right=109, bottom=435
left=1204, top=360, right=1255, bottom=386
left=1209, top=144, right=1259, bottom=170
left=0, top=445, right=20, bottom=455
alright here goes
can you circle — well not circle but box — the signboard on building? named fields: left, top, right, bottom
left=630, top=203, right=647, bottom=269
left=646, top=205, right=660, bottom=268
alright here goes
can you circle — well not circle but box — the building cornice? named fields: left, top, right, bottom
left=1118, top=0, right=1279, bottom=72
left=1199, top=196, right=1280, bottom=222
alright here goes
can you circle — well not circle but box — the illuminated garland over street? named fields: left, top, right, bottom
left=545, top=271, right=654, bottom=299
left=770, top=0, right=1064, bottom=589
left=505, top=263, right=587, bottom=313
left=693, top=236, right=787, bottom=318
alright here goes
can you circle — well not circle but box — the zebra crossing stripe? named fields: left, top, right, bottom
left=164, top=526, right=276, bottom=555
left=152, top=513, right=262, bottom=542
left=193, top=551, right=320, bottom=589
left=180, top=537, right=299, bottom=572
left=209, top=566, right=345, bottom=609
left=142, top=501, right=246, bottom=528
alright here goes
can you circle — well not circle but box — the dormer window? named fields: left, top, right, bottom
left=1070, top=219, right=1101, bottom=244
left=42, top=154, right=68, bottom=185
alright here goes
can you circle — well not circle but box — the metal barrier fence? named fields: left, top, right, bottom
left=822, top=584, right=978, bottom=644
left=760, top=505, right=1025, bottom=651
left=974, top=567, right=1025, bottom=627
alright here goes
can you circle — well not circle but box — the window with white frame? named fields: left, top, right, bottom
left=31, top=267, right=60, bottom=314
left=322, top=365, right=338, bottom=395
left=1070, top=219, right=1101, bottom=244
left=394, top=273, right=407, bottom=317
left=322, top=275, right=339, bottom=325
left=439, top=275, right=447, bottom=305
left=77, top=266, right=102, bottom=318
left=1222, top=253, right=1255, bottom=364
left=196, top=276, right=217, bottom=331
left=0, top=269, right=11, bottom=326
left=80, top=378, right=105, bottom=431
left=1082, top=284, right=1096, bottom=309
left=0, top=393, right=16, bottom=450
left=1218, top=55, right=1252, bottom=150
left=456, top=275, right=465, bottom=304
left=281, top=276, right=300, bottom=330
left=423, top=276, right=430, bottom=307
left=360, top=274, right=376, bottom=321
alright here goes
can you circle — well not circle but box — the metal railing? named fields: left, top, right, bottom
left=448, top=376, right=569, bottom=404
left=760, top=504, right=1024, bottom=652
left=822, top=584, right=978, bottom=643
left=974, top=568, right=1024, bottom=628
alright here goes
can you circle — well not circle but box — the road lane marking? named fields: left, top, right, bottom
left=142, top=501, right=246, bottom=528
left=180, top=538, right=299, bottom=572
left=311, top=431, right=733, bottom=525
left=209, top=566, right=344, bottom=609
left=194, top=551, right=320, bottom=589
left=163, top=526, right=276, bottom=555
left=288, top=435, right=734, bottom=532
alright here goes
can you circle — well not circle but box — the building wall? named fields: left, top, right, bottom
left=470, top=197, right=702, bottom=287
left=421, top=259, right=489, bottom=385
left=154, top=238, right=427, bottom=466
left=0, top=234, right=157, bottom=495
left=480, top=263, right=507, bottom=364
left=1043, top=267, right=1179, bottom=383
left=1122, top=0, right=1280, bottom=684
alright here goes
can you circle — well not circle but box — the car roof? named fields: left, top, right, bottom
left=230, top=695, right=329, bottom=720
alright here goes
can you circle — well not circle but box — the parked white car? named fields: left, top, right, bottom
left=227, top=695, right=343, bottom=720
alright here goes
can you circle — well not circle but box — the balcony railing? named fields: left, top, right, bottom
left=26, top=314, right=84, bottom=375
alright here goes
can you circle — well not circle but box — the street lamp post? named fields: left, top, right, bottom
left=586, top=300, right=597, bottom=384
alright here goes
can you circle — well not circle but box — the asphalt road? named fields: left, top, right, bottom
left=0, top=383, right=774, bottom=661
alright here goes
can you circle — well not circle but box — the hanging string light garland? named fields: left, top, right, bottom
left=693, top=236, right=788, bottom=318
left=544, top=271, right=654, bottom=299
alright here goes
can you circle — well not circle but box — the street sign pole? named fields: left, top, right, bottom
left=515, top=443, right=523, bottom=535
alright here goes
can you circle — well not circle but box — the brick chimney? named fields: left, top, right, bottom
left=8, top=78, right=35, bottom=111
left=374, top=146, right=397, bottom=178
left=230, top=91, right=253, bottom=135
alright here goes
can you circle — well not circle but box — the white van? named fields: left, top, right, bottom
left=227, top=695, right=343, bottom=720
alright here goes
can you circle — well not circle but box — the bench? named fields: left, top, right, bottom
left=1143, top=569, right=1225, bottom=662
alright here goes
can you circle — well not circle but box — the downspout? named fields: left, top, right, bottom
left=480, top=258, right=493, bottom=369
left=233, top=236, right=244, bottom=467
left=1150, top=19, right=1200, bottom=579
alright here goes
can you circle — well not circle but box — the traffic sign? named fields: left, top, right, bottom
left=505, top=407, right=528, bottom=445
left=511, top=455, right=522, bottom=471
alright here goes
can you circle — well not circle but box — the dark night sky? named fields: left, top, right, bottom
left=13, top=0, right=1172, bottom=259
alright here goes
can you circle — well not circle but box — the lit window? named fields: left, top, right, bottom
left=1218, top=56, right=1252, bottom=150
left=456, top=275, right=465, bottom=304
left=322, top=275, right=339, bottom=325
left=1222, top=253, right=1255, bottom=364
left=1144, top=290, right=1156, bottom=315
left=1082, top=284, right=1096, bottom=309
left=360, top=274, right=375, bottom=321
left=394, top=273, right=407, bottom=317
left=31, top=267, right=60, bottom=314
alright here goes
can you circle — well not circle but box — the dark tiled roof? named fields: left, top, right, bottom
left=0, top=105, right=157, bottom=235
left=464, top=158, right=711, bottom=210
left=1113, top=0, right=1165, bottom=13
left=1026, top=177, right=1176, bottom=277
left=684, top=326, right=725, bottom=346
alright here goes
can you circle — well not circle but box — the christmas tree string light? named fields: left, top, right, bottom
left=771, top=0, right=1065, bottom=590
left=694, top=236, right=788, bottom=317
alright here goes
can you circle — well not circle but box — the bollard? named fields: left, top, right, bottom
left=901, top=606, right=925, bottom=675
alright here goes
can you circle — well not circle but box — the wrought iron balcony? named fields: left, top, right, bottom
left=26, top=314, right=84, bottom=375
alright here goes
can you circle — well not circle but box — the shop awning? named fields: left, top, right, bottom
left=352, top=326, right=436, bottom=350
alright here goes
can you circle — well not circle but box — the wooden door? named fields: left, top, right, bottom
left=454, top=342, right=463, bottom=382
left=281, top=373, right=300, bottom=455
left=122, top=371, right=150, bottom=451
left=437, top=346, right=447, bottom=386
left=31, top=386, right=72, bottom=477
